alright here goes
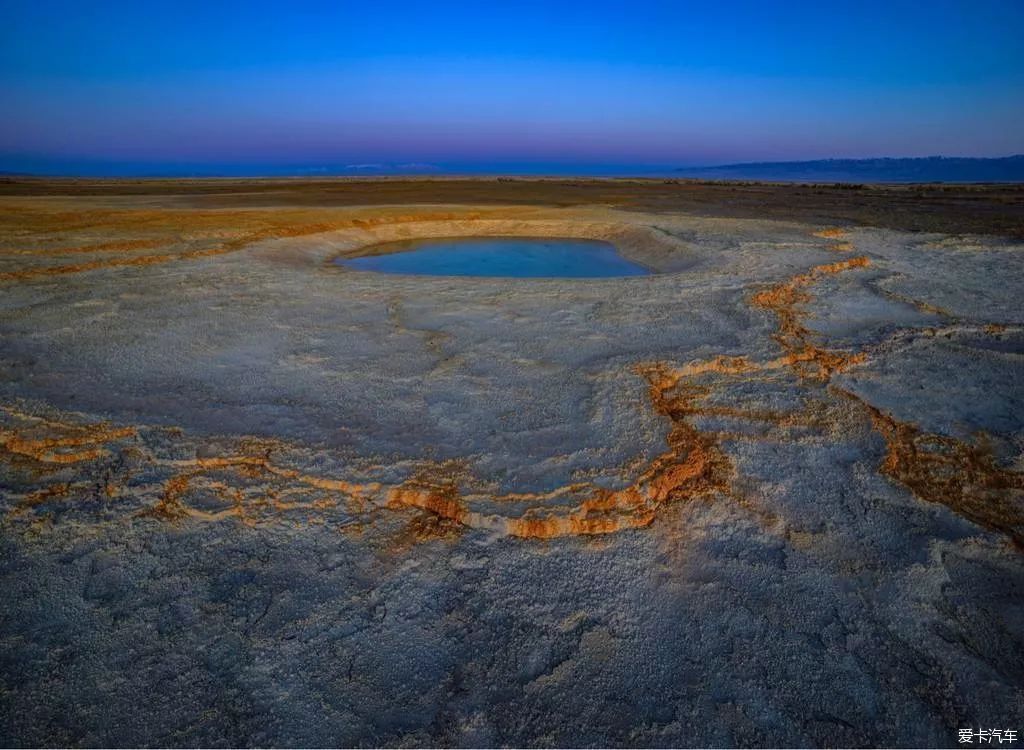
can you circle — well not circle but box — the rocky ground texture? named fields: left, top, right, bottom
left=1, top=180, right=1022, bottom=747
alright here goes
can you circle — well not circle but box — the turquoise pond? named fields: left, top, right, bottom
left=337, top=237, right=651, bottom=278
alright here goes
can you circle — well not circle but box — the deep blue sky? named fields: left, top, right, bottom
left=2, top=0, right=1023, bottom=174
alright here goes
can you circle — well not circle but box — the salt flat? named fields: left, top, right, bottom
left=1, top=179, right=1022, bottom=747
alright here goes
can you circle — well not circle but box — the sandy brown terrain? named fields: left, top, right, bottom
left=4, top=176, right=1024, bottom=238
left=0, top=179, right=1022, bottom=747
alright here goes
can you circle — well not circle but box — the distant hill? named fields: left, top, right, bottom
left=675, top=155, right=1024, bottom=183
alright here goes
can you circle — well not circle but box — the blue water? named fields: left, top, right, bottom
left=337, top=237, right=651, bottom=278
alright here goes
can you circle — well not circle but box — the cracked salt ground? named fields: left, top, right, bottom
left=1, top=200, right=1022, bottom=746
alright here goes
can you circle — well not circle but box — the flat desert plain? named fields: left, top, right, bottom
left=1, top=178, right=1023, bottom=747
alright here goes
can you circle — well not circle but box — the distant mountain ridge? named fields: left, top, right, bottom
left=675, top=155, right=1024, bottom=183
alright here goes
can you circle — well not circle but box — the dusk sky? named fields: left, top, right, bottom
left=2, top=0, right=1023, bottom=174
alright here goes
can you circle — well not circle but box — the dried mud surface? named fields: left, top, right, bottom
left=1, top=180, right=1023, bottom=747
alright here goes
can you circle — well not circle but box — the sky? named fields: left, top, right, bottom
left=1, top=0, right=1023, bottom=175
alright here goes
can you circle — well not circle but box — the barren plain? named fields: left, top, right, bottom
left=1, top=178, right=1023, bottom=747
